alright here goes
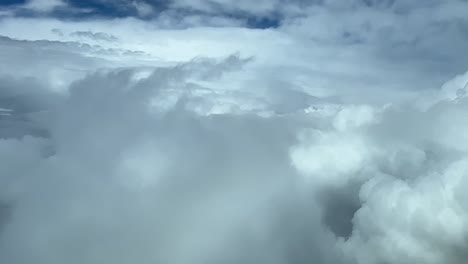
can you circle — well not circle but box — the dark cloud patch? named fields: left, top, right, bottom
left=0, top=201, right=11, bottom=229
left=246, top=15, right=281, bottom=29
left=361, top=0, right=396, bottom=8
left=271, top=190, right=346, bottom=264
left=319, top=182, right=361, bottom=239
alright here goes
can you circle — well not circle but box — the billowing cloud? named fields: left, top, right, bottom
left=1, top=1, right=468, bottom=264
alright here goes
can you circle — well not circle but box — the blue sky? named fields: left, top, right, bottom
left=1, top=0, right=284, bottom=28
left=2, top=0, right=448, bottom=28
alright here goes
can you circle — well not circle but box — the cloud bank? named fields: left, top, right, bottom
left=1, top=1, right=468, bottom=264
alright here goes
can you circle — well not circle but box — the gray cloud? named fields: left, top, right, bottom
left=0, top=55, right=345, bottom=264
left=1, top=2, right=468, bottom=264
left=1, top=37, right=468, bottom=263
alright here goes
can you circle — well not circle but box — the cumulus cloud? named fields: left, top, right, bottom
left=1, top=1, right=468, bottom=264
left=0, top=52, right=342, bottom=264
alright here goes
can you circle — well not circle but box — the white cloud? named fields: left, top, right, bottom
left=0, top=55, right=341, bottom=264
left=1, top=1, right=468, bottom=264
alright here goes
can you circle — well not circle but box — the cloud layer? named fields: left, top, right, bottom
left=1, top=1, right=468, bottom=264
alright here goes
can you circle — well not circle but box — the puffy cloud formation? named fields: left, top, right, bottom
left=1, top=1, right=468, bottom=264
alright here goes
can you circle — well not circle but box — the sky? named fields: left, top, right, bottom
left=1, top=0, right=468, bottom=264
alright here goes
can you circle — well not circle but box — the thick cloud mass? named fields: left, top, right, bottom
left=1, top=1, right=468, bottom=264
